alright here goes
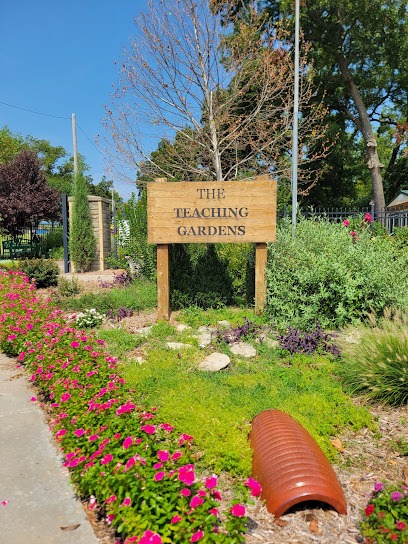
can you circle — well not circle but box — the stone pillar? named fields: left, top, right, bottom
left=68, top=196, right=111, bottom=272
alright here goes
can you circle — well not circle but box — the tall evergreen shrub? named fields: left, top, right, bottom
left=69, top=172, right=96, bottom=272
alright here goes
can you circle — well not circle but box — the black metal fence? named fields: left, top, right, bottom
left=278, top=205, right=408, bottom=235
left=0, top=222, right=62, bottom=259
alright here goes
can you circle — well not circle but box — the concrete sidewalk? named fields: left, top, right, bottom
left=0, top=353, right=98, bottom=544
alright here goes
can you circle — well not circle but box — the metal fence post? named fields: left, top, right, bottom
left=371, top=203, right=375, bottom=235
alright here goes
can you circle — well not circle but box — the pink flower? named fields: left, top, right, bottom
left=154, top=462, right=163, bottom=469
left=212, top=491, right=222, bottom=501
left=205, top=476, right=217, bottom=489
left=179, top=433, right=194, bottom=446
left=391, top=491, right=402, bottom=502
left=180, top=488, right=191, bottom=497
left=137, top=530, right=163, bottom=544
left=70, top=341, right=80, bottom=348
left=208, top=508, right=218, bottom=516
left=106, top=514, right=115, bottom=525
left=157, top=450, right=169, bottom=462
left=396, top=521, right=406, bottom=530
left=89, top=434, right=99, bottom=442
left=61, top=393, right=71, bottom=402
left=74, top=429, right=85, bottom=437
left=178, top=465, right=195, bottom=485
left=171, top=452, right=182, bottom=461
left=374, top=482, right=384, bottom=492
left=120, top=497, right=131, bottom=507
left=171, top=515, right=182, bottom=524
left=230, top=504, right=246, bottom=517
left=245, top=477, right=262, bottom=497
left=154, top=471, right=165, bottom=481
left=2, top=500, right=10, bottom=506
left=191, top=531, right=204, bottom=542
left=161, top=423, right=174, bottom=432
left=30, top=396, right=36, bottom=402
left=363, top=213, right=373, bottom=223
left=343, top=219, right=349, bottom=226
left=350, top=231, right=357, bottom=237
left=105, top=495, right=117, bottom=504
left=123, top=437, right=133, bottom=449
left=190, top=496, right=204, bottom=509
left=141, top=424, right=156, bottom=435
left=101, top=454, right=113, bottom=465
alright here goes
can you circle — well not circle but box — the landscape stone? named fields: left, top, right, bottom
left=134, top=356, right=145, bottom=364
left=166, top=342, right=192, bottom=350
left=263, top=337, right=279, bottom=349
left=135, top=326, right=152, bottom=336
left=198, top=352, right=230, bottom=371
left=218, top=320, right=230, bottom=327
left=176, top=324, right=191, bottom=332
left=195, top=332, right=212, bottom=347
left=197, top=325, right=214, bottom=333
left=230, top=342, right=256, bottom=358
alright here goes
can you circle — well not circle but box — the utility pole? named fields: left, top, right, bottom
left=72, top=113, right=78, bottom=176
left=291, top=0, right=300, bottom=230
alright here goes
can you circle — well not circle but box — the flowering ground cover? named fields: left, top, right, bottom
left=0, top=271, right=261, bottom=544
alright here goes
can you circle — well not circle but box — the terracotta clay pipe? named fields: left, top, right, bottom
left=250, top=409, right=347, bottom=518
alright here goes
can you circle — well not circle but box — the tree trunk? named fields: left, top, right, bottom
left=336, top=53, right=385, bottom=210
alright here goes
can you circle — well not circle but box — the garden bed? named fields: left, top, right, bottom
left=2, top=271, right=407, bottom=544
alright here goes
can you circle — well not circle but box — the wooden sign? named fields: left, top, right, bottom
left=148, top=177, right=276, bottom=320
left=147, top=178, right=276, bottom=244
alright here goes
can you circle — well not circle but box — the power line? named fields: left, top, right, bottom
left=0, top=99, right=105, bottom=158
left=77, top=123, right=105, bottom=158
left=0, top=100, right=71, bottom=120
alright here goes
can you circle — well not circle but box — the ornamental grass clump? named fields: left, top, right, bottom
left=360, top=482, right=408, bottom=543
left=0, top=271, right=259, bottom=544
left=337, top=308, right=408, bottom=406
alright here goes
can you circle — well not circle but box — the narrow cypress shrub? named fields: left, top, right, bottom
left=69, top=172, right=96, bottom=272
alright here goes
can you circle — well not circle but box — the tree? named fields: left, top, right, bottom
left=69, top=171, right=96, bottom=273
left=0, top=149, right=61, bottom=237
left=227, top=0, right=408, bottom=210
left=103, top=0, right=331, bottom=193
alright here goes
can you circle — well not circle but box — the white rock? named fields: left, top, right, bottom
left=166, top=342, right=192, bottom=350
left=134, top=356, right=145, bottom=364
left=135, top=326, right=152, bottom=336
left=197, top=325, right=215, bottom=333
left=176, top=324, right=191, bottom=332
left=218, top=320, right=230, bottom=327
left=230, top=342, right=256, bottom=358
left=198, top=353, right=230, bottom=371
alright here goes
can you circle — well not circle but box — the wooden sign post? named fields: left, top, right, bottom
left=148, top=176, right=277, bottom=320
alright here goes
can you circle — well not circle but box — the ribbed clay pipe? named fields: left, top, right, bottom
left=250, top=409, right=347, bottom=518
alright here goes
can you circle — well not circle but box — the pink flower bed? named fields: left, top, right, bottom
left=0, top=271, right=261, bottom=543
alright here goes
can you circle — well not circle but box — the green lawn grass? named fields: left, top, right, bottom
left=117, top=316, right=374, bottom=477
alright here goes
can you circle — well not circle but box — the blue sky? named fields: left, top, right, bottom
left=0, top=0, right=148, bottom=200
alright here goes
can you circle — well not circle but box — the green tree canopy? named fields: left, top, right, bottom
left=221, top=0, right=408, bottom=209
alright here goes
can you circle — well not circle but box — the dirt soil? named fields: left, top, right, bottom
left=35, top=275, right=408, bottom=543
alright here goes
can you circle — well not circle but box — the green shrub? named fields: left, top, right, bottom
left=20, top=258, right=59, bottom=288
left=337, top=309, right=408, bottom=406
left=58, top=277, right=79, bottom=297
left=170, top=244, right=234, bottom=309
left=69, top=172, right=96, bottom=272
left=266, top=218, right=408, bottom=330
left=360, top=481, right=408, bottom=543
